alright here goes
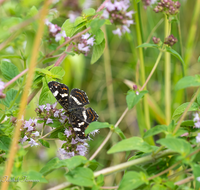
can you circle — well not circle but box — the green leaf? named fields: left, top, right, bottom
left=65, top=156, right=87, bottom=170
left=143, top=125, right=168, bottom=138
left=26, top=6, right=38, bottom=18
left=50, top=66, right=65, bottom=79
left=191, top=163, right=200, bottom=190
left=175, top=75, right=200, bottom=90
left=90, top=18, right=105, bottom=34
left=2, top=89, right=21, bottom=107
left=65, top=167, right=94, bottom=187
left=0, top=55, right=22, bottom=59
left=58, top=132, right=66, bottom=140
left=0, top=60, right=19, bottom=81
left=42, top=57, right=58, bottom=64
left=94, top=29, right=104, bottom=45
left=40, top=158, right=67, bottom=176
left=157, top=137, right=192, bottom=156
left=197, top=91, right=200, bottom=106
left=62, top=17, right=87, bottom=38
left=39, top=78, right=56, bottom=105
left=118, top=172, right=148, bottom=190
left=166, top=46, right=185, bottom=66
left=96, top=174, right=104, bottom=186
left=46, top=119, right=63, bottom=128
left=114, top=127, right=126, bottom=139
left=83, top=8, right=96, bottom=16
left=0, top=135, right=11, bottom=151
left=38, top=139, right=50, bottom=148
left=137, top=43, right=159, bottom=49
left=107, top=137, right=154, bottom=154
left=91, top=39, right=105, bottom=64
left=85, top=121, right=111, bottom=135
left=172, top=102, right=199, bottom=121
left=126, top=90, right=148, bottom=110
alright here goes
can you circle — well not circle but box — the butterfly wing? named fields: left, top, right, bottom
left=48, top=81, right=69, bottom=110
left=69, top=88, right=90, bottom=109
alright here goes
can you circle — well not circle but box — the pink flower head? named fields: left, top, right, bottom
left=46, top=118, right=53, bottom=124
left=78, top=43, right=90, bottom=52
left=112, top=28, right=122, bottom=37
left=87, top=37, right=95, bottom=46
left=82, top=33, right=91, bottom=40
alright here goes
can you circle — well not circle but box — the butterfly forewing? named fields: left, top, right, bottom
left=69, top=88, right=90, bottom=108
left=48, top=81, right=69, bottom=110
left=85, top=107, right=99, bottom=123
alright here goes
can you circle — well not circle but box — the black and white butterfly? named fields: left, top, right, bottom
left=48, top=81, right=98, bottom=139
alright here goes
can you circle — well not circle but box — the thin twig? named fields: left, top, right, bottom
left=174, top=176, right=194, bottom=186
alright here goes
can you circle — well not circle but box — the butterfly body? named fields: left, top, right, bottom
left=48, top=81, right=98, bottom=139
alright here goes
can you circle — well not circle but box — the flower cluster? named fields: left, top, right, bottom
left=142, top=0, right=158, bottom=8
left=74, top=33, right=95, bottom=56
left=45, top=20, right=69, bottom=42
left=35, top=102, right=67, bottom=124
left=0, top=79, right=5, bottom=99
left=154, top=0, right=181, bottom=15
left=164, top=34, right=178, bottom=46
left=20, top=118, right=40, bottom=147
left=152, top=36, right=161, bottom=44
left=102, top=0, right=134, bottom=37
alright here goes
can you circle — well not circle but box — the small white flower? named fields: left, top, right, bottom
left=90, top=129, right=99, bottom=136
left=87, top=37, right=95, bottom=46
left=21, top=135, right=28, bottom=144
left=197, top=177, right=200, bottom=182
left=102, top=10, right=109, bottom=19
left=55, top=33, right=62, bottom=42
left=32, top=131, right=40, bottom=137
left=78, top=43, right=90, bottom=52
left=49, top=23, right=57, bottom=33
left=126, top=20, right=134, bottom=27
left=126, top=10, right=135, bottom=18
left=136, top=91, right=139, bottom=95
left=29, top=138, right=39, bottom=147
left=112, top=28, right=122, bottom=37
left=82, top=33, right=91, bottom=40
left=196, top=133, right=200, bottom=143
left=105, top=1, right=115, bottom=11
left=46, top=118, right=53, bottom=124
left=193, top=113, right=199, bottom=122
left=45, top=19, right=51, bottom=26
left=122, top=25, right=130, bottom=33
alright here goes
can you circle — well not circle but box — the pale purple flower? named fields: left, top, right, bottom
left=78, top=43, right=90, bottom=52
left=32, top=131, right=40, bottom=137
left=39, top=105, right=46, bottom=112
left=76, top=144, right=88, bottom=156
left=90, top=129, right=99, bottom=136
left=54, top=110, right=60, bottom=117
left=112, top=28, right=122, bottom=37
left=58, top=148, right=75, bottom=159
left=45, top=19, right=51, bottom=26
left=122, top=25, right=130, bottom=33
left=105, top=1, right=115, bottom=11
left=126, top=20, right=134, bottom=27
left=196, top=133, right=200, bottom=143
left=194, top=113, right=199, bottom=122
left=52, top=102, right=58, bottom=109
left=33, top=119, right=38, bottom=125
left=29, top=138, right=39, bottom=147
left=195, top=121, right=200, bottom=128
left=71, top=138, right=77, bottom=144
left=114, top=1, right=123, bottom=11
left=60, top=115, right=68, bottom=123
left=24, top=120, right=32, bottom=129
left=64, top=129, right=72, bottom=137
left=46, top=118, right=53, bottom=124
left=82, top=33, right=91, bottom=40
left=83, top=0, right=93, bottom=9
left=0, top=80, right=5, bottom=91
left=61, top=30, right=66, bottom=38
left=87, top=37, right=95, bottom=46
left=49, top=23, right=57, bottom=33
left=136, top=91, right=139, bottom=95
left=102, top=10, right=110, bottom=19
left=68, top=11, right=79, bottom=22
left=126, top=10, right=135, bottom=18
left=21, top=135, right=28, bottom=144
left=55, top=33, right=62, bottom=42
left=27, top=125, right=34, bottom=132
left=46, top=104, right=51, bottom=111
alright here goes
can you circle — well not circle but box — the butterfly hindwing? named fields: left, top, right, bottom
left=48, top=81, right=69, bottom=110
left=69, top=88, right=90, bottom=108
left=69, top=114, right=89, bottom=139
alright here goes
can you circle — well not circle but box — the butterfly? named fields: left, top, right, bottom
left=48, top=81, right=98, bottom=139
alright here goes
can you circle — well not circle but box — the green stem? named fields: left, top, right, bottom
left=133, top=0, right=153, bottom=144
left=184, top=0, right=200, bottom=73
left=164, top=14, right=171, bottom=125
left=94, top=149, right=176, bottom=177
